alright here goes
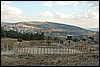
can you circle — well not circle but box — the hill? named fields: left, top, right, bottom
left=86, top=28, right=99, bottom=32
left=1, top=21, right=97, bottom=36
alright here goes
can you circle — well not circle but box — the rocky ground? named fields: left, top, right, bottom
left=1, top=38, right=99, bottom=66
left=1, top=53, right=99, bottom=66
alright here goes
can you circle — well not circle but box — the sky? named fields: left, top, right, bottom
left=1, top=1, right=99, bottom=28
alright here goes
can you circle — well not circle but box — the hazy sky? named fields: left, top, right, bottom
left=1, top=1, right=99, bottom=28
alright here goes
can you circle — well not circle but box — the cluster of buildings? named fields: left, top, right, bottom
left=1, top=24, right=41, bottom=34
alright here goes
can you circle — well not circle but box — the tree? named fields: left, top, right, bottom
left=1, top=28, right=6, bottom=37
left=30, top=33, right=34, bottom=40
left=60, top=40, right=63, bottom=45
left=89, top=36, right=94, bottom=41
left=73, top=38, right=79, bottom=42
left=67, top=36, right=73, bottom=40
left=1, top=27, right=45, bottom=40
left=54, top=37, right=58, bottom=40
left=47, top=36, right=51, bottom=40
left=18, top=38, right=22, bottom=42
left=39, top=32, right=45, bottom=40
left=82, top=38, right=86, bottom=41
left=47, top=41, right=51, bottom=46
left=68, top=40, right=70, bottom=45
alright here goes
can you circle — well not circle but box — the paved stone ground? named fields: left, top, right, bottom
left=1, top=53, right=99, bottom=66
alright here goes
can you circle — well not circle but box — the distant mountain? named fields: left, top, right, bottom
left=86, top=28, right=99, bottom=31
left=1, top=22, right=8, bottom=25
left=1, top=21, right=97, bottom=36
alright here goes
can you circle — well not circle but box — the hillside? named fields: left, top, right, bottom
left=1, top=21, right=97, bottom=36
left=86, top=28, right=99, bottom=32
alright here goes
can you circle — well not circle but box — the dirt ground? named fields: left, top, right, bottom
left=1, top=38, right=99, bottom=66
left=1, top=53, right=99, bottom=66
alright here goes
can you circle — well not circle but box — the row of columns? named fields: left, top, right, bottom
left=15, top=47, right=84, bottom=54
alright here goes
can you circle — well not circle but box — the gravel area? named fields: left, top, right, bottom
left=1, top=53, right=99, bottom=66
